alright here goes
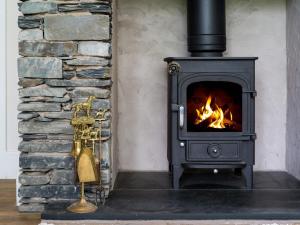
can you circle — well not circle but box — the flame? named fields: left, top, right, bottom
left=194, top=95, right=233, bottom=129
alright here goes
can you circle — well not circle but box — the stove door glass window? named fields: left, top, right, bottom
left=187, top=81, right=242, bottom=132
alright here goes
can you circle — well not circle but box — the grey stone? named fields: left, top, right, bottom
left=46, top=79, right=112, bottom=87
left=19, top=140, right=72, bottom=153
left=41, top=112, right=73, bottom=120
left=22, top=168, right=50, bottom=173
left=77, top=67, right=110, bottom=79
left=19, top=120, right=72, bottom=134
left=73, top=98, right=111, bottom=109
left=18, top=57, right=62, bottom=79
left=19, top=172, right=50, bottom=185
left=93, top=99, right=111, bottom=109
left=18, top=112, right=39, bottom=121
left=18, top=203, right=45, bottom=212
left=58, top=3, right=111, bottom=14
left=59, top=56, right=73, bottom=60
left=18, top=16, right=42, bottom=29
left=105, top=111, right=112, bottom=119
left=62, top=103, right=72, bottom=111
left=63, top=64, right=75, bottom=71
left=34, top=117, right=53, bottom=122
left=19, top=86, right=66, bottom=97
left=19, top=153, right=74, bottom=169
left=66, top=87, right=75, bottom=91
left=19, top=29, right=43, bottom=41
left=101, top=129, right=111, bottom=137
left=72, top=87, right=110, bottom=98
left=78, top=41, right=110, bottom=57
left=44, top=15, right=110, bottom=41
left=65, top=57, right=109, bottom=66
left=101, top=120, right=111, bottom=129
left=20, top=197, right=47, bottom=204
left=101, top=130, right=111, bottom=158
left=19, top=185, right=78, bottom=198
left=50, top=170, right=75, bottom=185
left=19, top=41, right=77, bottom=57
left=21, top=134, right=47, bottom=141
left=63, top=71, right=76, bottom=79
left=47, top=134, right=73, bottom=140
left=20, top=2, right=57, bottom=15
left=95, top=140, right=110, bottom=163
left=21, top=95, right=70, bottom=103
left=18, top=78, right=44, bottom=88
left=100, top=169, right=110, bottom=185
left=18, top=103, right=61, bottom=112
left=92, top=119, right=110, bottom=130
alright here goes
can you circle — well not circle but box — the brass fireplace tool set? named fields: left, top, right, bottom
left=67, top=96, right=108, bottom=213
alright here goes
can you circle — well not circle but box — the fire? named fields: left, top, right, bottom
left=195, top=95, right=233, bottom=129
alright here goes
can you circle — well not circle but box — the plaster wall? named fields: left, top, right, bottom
left=225, top=0, right=287, bottom=171
left=117, top=0, right=287, bottom=171
left=286, top=0, right=300, bottom=179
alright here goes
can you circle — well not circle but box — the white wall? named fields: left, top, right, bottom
left=117, top=0, right=188, bottom=171
left=6, top=0, right=19, bottom=155
left=117, top=0, right=287, bottom=171
left=0, top=0, right=6, bottom=155
left=0, top=0, right=19, bottom=179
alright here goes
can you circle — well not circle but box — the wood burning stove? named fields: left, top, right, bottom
left=164, top=0, right=257, bottom=189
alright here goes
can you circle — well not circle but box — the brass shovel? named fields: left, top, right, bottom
left=77, top=147, right=99, bottom=183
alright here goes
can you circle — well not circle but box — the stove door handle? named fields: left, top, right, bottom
left=179, top=105, right=184, bottom=129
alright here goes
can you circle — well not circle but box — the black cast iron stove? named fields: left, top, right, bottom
left=164, top=0, right=257, bottom=189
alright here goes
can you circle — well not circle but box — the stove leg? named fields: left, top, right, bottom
left=242, top=165, right=253, bottom=189
left=172, top=165, right=183, bottom=190
left=234, top=168, right=242, bottom=176
left=169, top=162, right=172, bottom=172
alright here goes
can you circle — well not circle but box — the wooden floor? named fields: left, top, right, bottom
left=0, top=180, right=40, bottom=225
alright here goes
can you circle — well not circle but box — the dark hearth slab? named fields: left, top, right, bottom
left=42, top=171, right=300, bottom=220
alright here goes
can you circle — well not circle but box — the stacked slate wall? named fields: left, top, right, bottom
left=17, top=0, right=113, bottom=212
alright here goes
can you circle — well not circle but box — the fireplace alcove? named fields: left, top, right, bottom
left=21, top=0, right=300, bottom=222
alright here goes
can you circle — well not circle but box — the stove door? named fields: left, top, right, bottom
left=178, top=73, right=253, bottom=141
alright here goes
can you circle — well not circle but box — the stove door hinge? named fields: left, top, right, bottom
left=168, top=61, right=181, bottom=75
left=244, top=90, right=257, bottom=98
left=171, top=104, right=180, bottom=112
left=242, top=133, right=257, bottom=140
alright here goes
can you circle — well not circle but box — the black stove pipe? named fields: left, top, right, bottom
left=187, top=0, right=226, bottom=57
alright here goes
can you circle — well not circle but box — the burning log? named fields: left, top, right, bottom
left=194, top=95, right=236, bottom=130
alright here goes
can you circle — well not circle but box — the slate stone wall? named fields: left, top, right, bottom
left=17, top=0, right=113, bottom=212
left=286, top=0, right=300, bottom=179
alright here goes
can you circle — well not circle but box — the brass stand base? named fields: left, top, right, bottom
left=67, top=198, right=97, bottom=214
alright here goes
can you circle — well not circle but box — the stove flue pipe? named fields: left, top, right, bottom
left=187, top=0, right=226, bottom=57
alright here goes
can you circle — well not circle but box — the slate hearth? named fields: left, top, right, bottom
left=42, top=171, right=300, bottom=220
